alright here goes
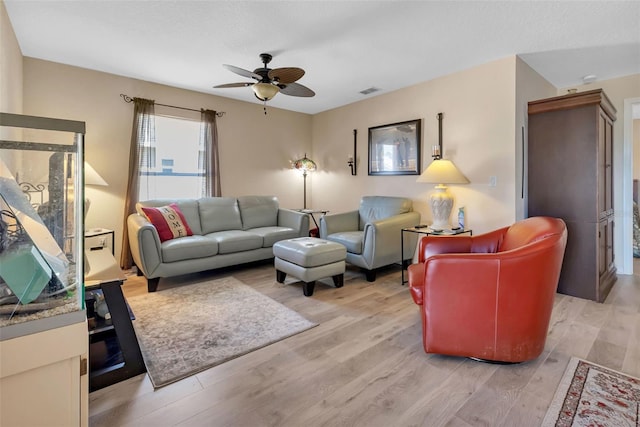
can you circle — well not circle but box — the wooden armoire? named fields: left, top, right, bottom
left=528, top=89, right=617, bottom=302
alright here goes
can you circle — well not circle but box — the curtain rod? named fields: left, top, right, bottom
left=120, top=94, right=225, bottom=117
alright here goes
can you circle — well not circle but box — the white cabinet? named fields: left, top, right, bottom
left=1, top=320, right=88, bottom=427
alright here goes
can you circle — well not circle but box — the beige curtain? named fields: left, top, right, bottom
left=200, top=109, right=221, bottom=197
left=120, top=97, right=155, bottom=269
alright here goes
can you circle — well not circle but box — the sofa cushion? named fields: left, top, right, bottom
left=247, top=226, right=300, bottom=248
left=358, top=196, right=412, bottom=230
left=205, top=230, right=263, bottom=254
left=137, top=199, right=202, bottom=235
left=141, top=203, right=193, bottom=242
left=238, top=196, right=279, bottom=230
left=198, top=197, right=243, bottom=234
left=326, top=231, right=364, bottom=254
left=161, top=235, right=218, bottom=263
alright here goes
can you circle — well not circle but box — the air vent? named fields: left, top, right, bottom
left=359, top=87, right=380, bottom=95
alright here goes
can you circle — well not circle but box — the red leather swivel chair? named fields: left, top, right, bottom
left=407, top=217, right=567, bottom=363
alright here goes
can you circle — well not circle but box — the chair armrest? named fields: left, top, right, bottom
left=417, top=236, right=473, bottom=262
left=278, top=208, right=310, bottom=237
left=409, top=254, right=501, bottom=313
left=410, top=238, right=559, bottom=306
left=416, top=226, right=509, bottom=262
left=361, top=211, right=421, bottom=267
left=319, top=210, right=359, bottom=237
left=127, top=213, right=163, bottom=277
left=407, top=263, right=425, bottom=305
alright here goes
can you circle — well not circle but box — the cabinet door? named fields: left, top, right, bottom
left=598, top=218, right=614, bottom=277
left=598, top=109, right=614, bottom=218
left=605, top=113, right=614, bottom=214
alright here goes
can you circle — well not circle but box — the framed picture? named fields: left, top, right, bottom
left=368, top=119, right=422, bottom=175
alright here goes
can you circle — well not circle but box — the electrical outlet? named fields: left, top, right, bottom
left=489, top=176, right=497, bottom=187
left=99, top=237, right=107, bottom=247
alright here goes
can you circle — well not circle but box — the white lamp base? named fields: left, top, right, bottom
left=429, top=184, right=453, bottom=230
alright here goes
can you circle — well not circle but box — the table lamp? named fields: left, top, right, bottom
left=417, top=158, right=469, bottom=230
left=84, top=161, right=108, bottom=222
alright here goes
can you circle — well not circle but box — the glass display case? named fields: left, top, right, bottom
left=0, top=112, right=86, bottom=338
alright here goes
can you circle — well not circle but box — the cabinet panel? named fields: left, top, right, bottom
left=528, top=106, right=598, bottom=222
left=557, top=220, right=598, bottom=301
left=528, top=89, right=617, bottom=303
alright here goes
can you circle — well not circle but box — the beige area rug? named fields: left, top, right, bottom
left=542, top=357, right=640, bottom=426
left=126, top=276, right=317, bottom=389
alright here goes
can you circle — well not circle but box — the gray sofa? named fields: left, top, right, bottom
left=319, top=196, right=420, bottom=281
left=127, top=195, right=309, bottom=292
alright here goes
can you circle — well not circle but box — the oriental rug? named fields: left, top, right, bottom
left=542, top=357, right=640, bottom=427
left=126, top=276, right=317, bottom=389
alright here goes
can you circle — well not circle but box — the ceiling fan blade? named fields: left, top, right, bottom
left=213, top=82, right=253, bottom=88
left=279, top=82, right=315, bottom=97
left=268, top=67, right=305, bottom=84
left=222, top=64, right=261, bottom=80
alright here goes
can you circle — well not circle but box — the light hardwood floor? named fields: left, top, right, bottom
left=89, top=262, right=640, bottom=426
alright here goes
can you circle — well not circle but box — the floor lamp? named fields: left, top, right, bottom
left=293, top=154, right=317, bottom=209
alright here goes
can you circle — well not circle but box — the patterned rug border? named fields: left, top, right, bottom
left=126, top=277, right=318, bottom=389
left=541, top=356, right=640, bottom=426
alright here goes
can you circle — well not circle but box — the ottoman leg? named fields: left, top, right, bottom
left=276, top=269, right=287, bottom=283
left=303, top=281, right=316, bottom=297
left=332, top=274, right=344, bottom=288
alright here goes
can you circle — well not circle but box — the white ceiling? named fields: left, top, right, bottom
left=4, top=1, right=640, bottom=115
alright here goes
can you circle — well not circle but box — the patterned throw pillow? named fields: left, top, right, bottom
left=141, top=203, right=193, bottom=242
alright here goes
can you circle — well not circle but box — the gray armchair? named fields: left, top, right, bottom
left=319, top=196, right=420, bottom=281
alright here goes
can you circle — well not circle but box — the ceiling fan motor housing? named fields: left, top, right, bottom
left=214, top=52, right=315, bottom=101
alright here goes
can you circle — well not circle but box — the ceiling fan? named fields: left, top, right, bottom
left=213, top=53, right=315, bottom=108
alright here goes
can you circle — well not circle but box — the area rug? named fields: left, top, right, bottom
left=126, top=276, right=317, bottom=389
left=542, top=357, right=640, bottom=426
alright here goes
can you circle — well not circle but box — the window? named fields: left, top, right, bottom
left=138, top=115, right=204, bottom=200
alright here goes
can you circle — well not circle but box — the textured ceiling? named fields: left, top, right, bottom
left=4, top=1, right=640, bottom=115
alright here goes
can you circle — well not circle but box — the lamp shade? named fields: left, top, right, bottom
left=84, top=162, right=108, bottom=186
left=416, top=159, right=469, bottom=184
left=252, top=82, right=280, bottom=101
left=293, top=154, right=317, bottom=173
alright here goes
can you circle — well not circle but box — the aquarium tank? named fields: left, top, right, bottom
left=0, top=113, right=85, bottom=336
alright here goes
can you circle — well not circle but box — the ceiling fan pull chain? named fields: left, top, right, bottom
left=263, top=99, right=268, bottom=115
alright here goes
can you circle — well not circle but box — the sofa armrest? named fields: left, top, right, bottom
left=319, top=210, right=359, bottom=238
left=361, top=211, right=421, bottom=267
left=127, top=213, right=163, bottom=277
left=277, top=208, right=310, bottom=237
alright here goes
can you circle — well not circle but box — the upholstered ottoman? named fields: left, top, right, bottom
left=273, top=237, right=347, bottom=296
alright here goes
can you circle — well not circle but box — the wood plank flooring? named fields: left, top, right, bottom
left=89, top=261, right=640, bottom=426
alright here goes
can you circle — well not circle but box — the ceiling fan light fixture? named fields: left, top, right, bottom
left=252, top=82, right=279, bottom=101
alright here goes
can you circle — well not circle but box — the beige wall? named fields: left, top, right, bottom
left=515, top=57, right=557, bottom=220
left=23, top=58, right=312, bottom=259
left=312, top=56, right=537, bottom=235
left=635, top=119, right=640, bottom=181
left=0, top=0, right=22, bottom=115
left=11, top=0, right=637, bottom=266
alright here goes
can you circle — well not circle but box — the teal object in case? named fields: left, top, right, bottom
left=0, top=245, right=52, bottom=305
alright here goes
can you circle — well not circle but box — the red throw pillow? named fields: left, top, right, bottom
left=141, top=203, right=193, bottom=242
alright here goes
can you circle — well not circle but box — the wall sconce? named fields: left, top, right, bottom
left=348, top=129, right=357, bottom=175
left=432, top=112, right=444, bottom=160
